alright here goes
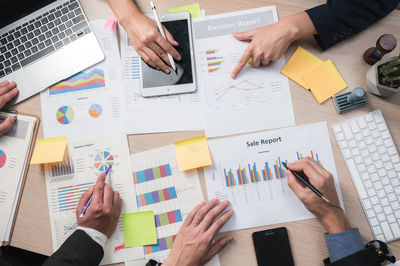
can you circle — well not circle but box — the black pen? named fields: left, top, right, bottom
left=282, top=162, right=331, bottom=204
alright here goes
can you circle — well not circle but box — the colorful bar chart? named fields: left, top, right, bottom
left=57, top=182, right=93, bottom=212
left=154, top=209, right=183, bottom=227
left=136, top=187, right=177, bottom=207
left=206, top=49, right=224, bottom=73
left=273, top=157, right=286, bottom=179
left=144, top=235, right=177, bottom=254
left=224, top=168, right=236, bottom=187
left=297, top=150, right=321, bottom=164
left=133, top=164, right=172, bottom=184
left=131, top=56, right=140, bottom=80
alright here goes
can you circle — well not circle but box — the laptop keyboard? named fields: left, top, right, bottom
left=0, top=0, right=91, bottom=78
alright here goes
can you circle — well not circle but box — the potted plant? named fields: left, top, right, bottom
left=366, top=54, right=400, bottom=97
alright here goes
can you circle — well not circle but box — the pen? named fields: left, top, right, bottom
left=79, top=165, right=112, bottom=218
left=150, top=1, right=177, bottom=71
left=282, top=162, right=331, bottom=204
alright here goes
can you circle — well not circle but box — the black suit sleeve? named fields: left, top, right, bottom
left=323, top=247, right=382, bottom=266
left=305, top=0, right=400, bottom=50
left=42, top=230, right=104, bottom=266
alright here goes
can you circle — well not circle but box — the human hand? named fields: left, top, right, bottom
left=287, top=157, right=350, bottom=234
left=0, top=80, right=18, bottom=136
left=231, top=12, right=317, bottom=78
left=123, top=13, right=181, bottom=74
left=163, top=199, right=234, bottom=266
left=76, top=172, right=122, bottom=238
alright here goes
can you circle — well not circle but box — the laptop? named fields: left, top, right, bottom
left=0, top=0, right=104, bottom=104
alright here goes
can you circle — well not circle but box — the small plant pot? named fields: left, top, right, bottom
left=366, top=56, right=400, bottom=97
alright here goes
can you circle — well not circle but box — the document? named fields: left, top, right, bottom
left=40, top=20, right=125, bottom=140
left=130, top=145, right=211, bottom=263
left=120, top=29, right=204, bottom=134
left=0, top=114, right=36, bottom=243
left=192, top=7, right=295, bottom=137
left=44, top=132, right=143, bottom=264
left=203, top=122, right=344, bottom=231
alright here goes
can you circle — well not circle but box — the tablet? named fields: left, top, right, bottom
left=140, top=12, right=196, bottom=97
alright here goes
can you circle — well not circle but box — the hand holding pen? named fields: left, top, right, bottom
left=76, top=165, right=122, bottom=238
left=285, top=157, right=350, bottom=234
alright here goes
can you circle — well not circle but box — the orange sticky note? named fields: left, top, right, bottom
left=302, top=60, right=347, bottom=104
left=281, top=46, right=323, bottom=90
left=174, top=135, right=212, bottom=171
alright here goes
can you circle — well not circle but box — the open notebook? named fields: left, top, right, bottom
left=0, top=112, right=39, bottom=246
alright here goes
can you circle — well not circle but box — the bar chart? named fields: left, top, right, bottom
left=136, top=187, right=178, bottom=207
left=133, top=164, right=172, bottom=184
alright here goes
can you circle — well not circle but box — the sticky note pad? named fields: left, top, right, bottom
left=174, top=135, right=212, bottom=171
left=302, top=60, right=347, bottom=104
left=123, top=211, right=157, bottom=247
left=281, top=46, right=323, bottom=90
left=169, top=3, right=202, bottom=18
left=104, top=16, right=116, bottom=30
left=30, top=136, right=68, bottom=164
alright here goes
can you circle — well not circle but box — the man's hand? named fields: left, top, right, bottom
left=0, top=80, right=18, bottom=136
left=76, top=173, right=122, bottom=238
left=231, top=12, right=317, bottom=78
left=163, top=199, right=234, bottom=266
left=287, top=157, right=350, bottom=234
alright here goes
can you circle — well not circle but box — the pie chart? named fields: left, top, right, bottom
left=0, top=149, right=6, bottom=168
left=94, top=151, right=114, bottom=172
left=89, top=104, right=103, bottom=118
left=56, top=106, right=74, bottom=125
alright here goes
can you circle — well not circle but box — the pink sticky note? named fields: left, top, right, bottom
left=104, top=16, right=116, bottom=30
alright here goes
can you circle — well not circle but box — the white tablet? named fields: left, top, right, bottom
left=140, top=12, right=196, bottom=97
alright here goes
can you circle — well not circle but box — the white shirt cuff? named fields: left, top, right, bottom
left=77, top=226, right=107, bottom=250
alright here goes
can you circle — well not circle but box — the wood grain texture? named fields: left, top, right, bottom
left=10, top=1, right=400, bottom=265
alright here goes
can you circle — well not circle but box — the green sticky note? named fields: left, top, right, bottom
left=169, top=3, right=202, bottom=18
left=123, top=211, right=157, bottom=247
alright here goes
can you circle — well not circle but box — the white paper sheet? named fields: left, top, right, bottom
left=192, top=7, right=295, bottom=137
left=40, top=20, right=125, bottom=140
left=204, top=122, right=344, bottom=231
left=129, top=145, right=219, bottom=265
left=120, top=29, right=204, bottom=134
left=0, top=113, right=36, bottom=244
left=44, top=132, right=143, bottom=264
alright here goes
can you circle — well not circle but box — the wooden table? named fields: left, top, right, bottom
left=9, top=0, right=400, bottom=265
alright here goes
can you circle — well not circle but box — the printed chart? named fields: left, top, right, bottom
left=94, top=151, right=114, bottom=172
left=56, top=106, right=75, bottom=125
left=130, top=145, right=204, bottom=263
left=204, top=122, right=344, bottom=231
left=89, top=104, right=103, bottom=118
left=49, top=68, right=106, bottom=95
left=0, top=149, right=6, bottom=168
left=50, top=182, right=93, bottom=213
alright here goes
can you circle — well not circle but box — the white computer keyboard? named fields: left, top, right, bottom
left=332, top=110, right=400, bottom=242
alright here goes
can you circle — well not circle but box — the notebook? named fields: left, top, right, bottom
left=0, top=112, right=39, bottom=246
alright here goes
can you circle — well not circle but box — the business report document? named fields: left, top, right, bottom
left=44, top=132, right=143, bottom=264
left=41, top=20, right=125, bottom=140
left=204, top=122, right=344, bottom=231
left=192, top=7, right=295, bottom=137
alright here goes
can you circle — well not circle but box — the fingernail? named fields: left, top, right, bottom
left=1, top=80, right=9, bottom=85
left=10, top=116, right=16, bottom=122
left=213, top=198, right=219, bottom=203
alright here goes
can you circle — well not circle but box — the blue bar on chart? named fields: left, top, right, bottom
left=133, top=164, right=172, bottom=184
left=131, top=56, right=140, bottom=80
left=57, top=182, right=93, bottom=212
left=273, top=157, right=287, bottom=179
left=50, top=157, right=75, bottom=177
left=296, top=150, right=321, bottom=164
left=154, top=209, right=183, bottom=227
left=224, top=168, right=236, bottom=187
left=136, top=187, right=177, bottom=207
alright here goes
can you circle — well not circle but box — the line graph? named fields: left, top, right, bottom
left=214, top=80, right=265, bottom=102
left=63, top=222, right=77, bottom=235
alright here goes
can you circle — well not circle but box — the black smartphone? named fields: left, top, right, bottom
left=252, top=227, right=294, bottom=266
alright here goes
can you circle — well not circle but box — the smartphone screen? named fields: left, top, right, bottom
left=252, top=227, right=294, bottom=266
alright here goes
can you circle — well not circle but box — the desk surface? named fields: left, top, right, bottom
left=9, top=0, right=400, bottom=265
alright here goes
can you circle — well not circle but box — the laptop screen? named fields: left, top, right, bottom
left=0, top=0, right=57, bottom=29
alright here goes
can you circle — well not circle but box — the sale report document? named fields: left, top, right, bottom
left=0, top=114, right=36, bottom=244
left=203, top=122, right=344, bottom=231
left=119, top=28, right=204, bottom=134
left=192, top=7, right=295, bottom=137
left=44, top=132, right=143, bottom=264
left=41, top=20, right=125, bottom=140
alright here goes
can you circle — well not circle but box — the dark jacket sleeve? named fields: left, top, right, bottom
left=324, top=247, right=382, bottom=266
left=305, top=0, right=400, bottom=50
left=42, top=230, right=104, bottom=266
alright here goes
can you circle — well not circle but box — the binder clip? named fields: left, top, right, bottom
left=333, top=87, right=367, bottom=114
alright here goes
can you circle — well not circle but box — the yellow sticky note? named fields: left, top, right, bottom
left=169, top=3, right=202, bottom=18
left=123, top=211, right=157, bottom=247
left=281, top=46, right=323, bottom=90
left=302, top=60, right=347, bottom=104
left=174, top=135, right=212, bottom=171
left=30, top=136, right=68, bottom=164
